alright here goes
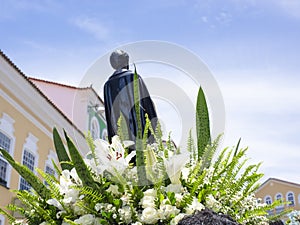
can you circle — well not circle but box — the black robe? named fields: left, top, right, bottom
left=104, top=69, right=157, bottom=144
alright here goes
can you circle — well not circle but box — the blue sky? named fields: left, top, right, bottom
left=1, top=0, right=300, bottom=183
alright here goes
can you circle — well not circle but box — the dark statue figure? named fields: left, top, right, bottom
left=104, top=50, right=157, bottom=144
left=178, top=208, right=241, bottom=225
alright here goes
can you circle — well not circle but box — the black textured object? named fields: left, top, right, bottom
left=178, top=208, right=241, bottom=225
left=269, top=220, right=284, bottom=225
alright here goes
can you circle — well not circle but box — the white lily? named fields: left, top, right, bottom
left=163, top=152, right=189, bottom=185
left=90, top=136, right=136, bottom=176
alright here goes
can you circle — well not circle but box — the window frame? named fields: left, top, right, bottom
left=275, top=192, right=284, bottom=213
left=287, top=191, right=295, bottom=206
left=19, top=133, right=38, bottom=191
left=264, top=195, right=272, bottom=205
left=0, top=113, right=15, bottom=188
left=90, top=116, right=100, bottom=140
left=44, top=150, right=58, bottom=185
left=0, top=214, right=5, bottom=225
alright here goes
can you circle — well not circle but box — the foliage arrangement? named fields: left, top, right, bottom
left=0, top=73, right=284, bottom=225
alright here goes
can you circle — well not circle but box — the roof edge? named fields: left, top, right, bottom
left=0, top=49, right=85, bottom=138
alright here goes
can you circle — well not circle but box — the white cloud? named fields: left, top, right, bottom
left=72, top=17, right=110, bottom=41
left=215, top=70, right=300, bottom=183
left=274, top=0, right=300, bottom=19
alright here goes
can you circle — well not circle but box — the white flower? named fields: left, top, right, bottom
left=164, top=153, right=189, bottom=184
left=140, top=207, right=159, bottom=224
left=170, top=213, right=186, bottom=225
left=63, top=188, right=80, bottom=204
left=159, top=204, right=180, bottom=218
left=141, top=195, right=156, bottom=208
left=181, top=167, right=190, bottom=181
left=12, top=220, right=28, bottom=225
left=165, top=184, right=183, bottom=193
left=95, top=203, right=103, bottom=212
left=131, top=222, right=142, bottom=225
left=74, top=214, right=95, bottom=225
left=144, top=188, right=157, bottom=197
left=70, top=168, right=82, bottom=185
left=72, top=204, right=86, bottom=215
left=106, top=184, right=120, bottom=196
left=205, top=194, right=222, bottom=211
left=185, top=197, right=205, bottom=214
left=121, top=194, right=131, bottom=206
left=92, top=136, right=136, bottom=176
left=56, top=210, right=66, bottom=219
left=175, top=193, right=184, bottom=204
left=118, top=206, right=132, bottom=223
left=46, top=198, right=63, bottom=210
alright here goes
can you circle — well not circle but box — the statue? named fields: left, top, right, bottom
left=103, top=50, right=157, bottom=145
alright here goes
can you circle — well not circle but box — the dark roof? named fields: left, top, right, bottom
left=0, top=49, right=86, bottom=137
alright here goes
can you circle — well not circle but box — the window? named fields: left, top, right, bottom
left=0, top=214, right=5, bottom=225
left=0, top=131, right=11, bottom=186
left=265, top=195, right=272, bottom=205
left=287, top=192, right=295, bottom=206
left=44, top=165, right=55, bottom=186
left=44, top=150, right=57, bottom=185
left=102, top=128, right=108, bottom=140
left=0, top=113, right=15, bottom=188
left=275, top=193, right=284, bottom=214
left=45, top=165, right=55, bottom=176
left=20, top=149, right=35, bottom=191
left=19, top=133, right=38, bottom=191
left=265, top=195, right=273, bottom=215
left=0, top=131, right=11, bottom=151
left=90, top=117, right=100, bottom=140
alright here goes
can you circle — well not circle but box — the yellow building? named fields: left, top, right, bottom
left=0, top=50, right=106, bottom=225
left=256, top=177, right=300, bottom=216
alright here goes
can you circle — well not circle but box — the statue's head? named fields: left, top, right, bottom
left=110, top=49, right=129, bottom=70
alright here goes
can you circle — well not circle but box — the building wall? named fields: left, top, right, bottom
left=30, top=79, right=107, bottom=141
left=0, top=52, right=89, bottom=225
left=0, top=86, right=56, bottom=225
left=256, top=178, right=300, bottom=215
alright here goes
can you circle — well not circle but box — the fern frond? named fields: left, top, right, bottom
left=0, top=207, right=16, bottom=223
left=0, top=148, right=50, bottom=200
left=36, top=168, right=61, bottom=199
left=64, top=130, right=98, bottom=189
left=15, top=190, right=57, bottom=224
left=199, top=134, right=221, bottom=172
left=117, top=112, right=129, bottom=142
left=77, top=186, right=103, bottom=203
left=86, top=131, right=99, bottom=167
left=52, top=159, right=62, bottom=176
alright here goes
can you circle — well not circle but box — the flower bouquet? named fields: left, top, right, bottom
left=0, top=86, right=284, bottom=225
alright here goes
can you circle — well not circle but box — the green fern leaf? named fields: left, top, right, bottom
left=63, top=130, right=98, bottom=189
left=0, top=148, right=51, bottom=200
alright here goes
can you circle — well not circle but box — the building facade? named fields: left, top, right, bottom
left=256, top=177, right=300, bottom=216
left=29, top=77, right=107, bottom=140
left=0, top=50, right=106, bottom=225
